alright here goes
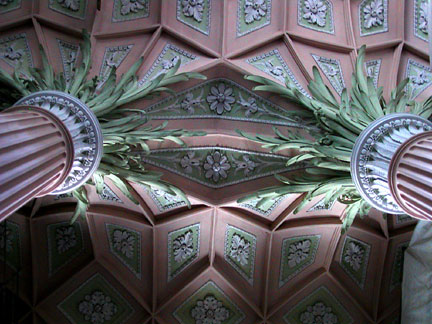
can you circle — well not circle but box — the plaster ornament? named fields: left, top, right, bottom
left=229, top=234, right=250, bottom=266
left=264, top=60, right=285, bottom=80
left=173, top=230, right=194, bottom=262
left=0, top=0, right=13, bottom=5
left=206, top=83, right=236, bottom=115
left=363, top=0, right=384, bottom=29
left=180, top=151, right=201, bottom=173
left=244, top=0, right=267, bottom=24
left=234, top=155, right=256, bottom=175
left=98, top=184, right=123, bottom=203
left=419, top=1, right=429, bottom=34
left=57, top=0, right=80, bottom=11
left=179, top=92, right=204, bottom=114
left=78, top=291, right=118, bottom=324
left=161, top=55, right=180, bottom=70
left=287, top=239, right=311, bottom=268
left=190, top=295, right=230, bottom=324
left=343, top=241, right=364, bottom=271
left=303, top=0, right=327, bottom=27
left=238, top=96, right=259, bottom=117
left=203, top=151, right=231, bottom=182
left=1, top=44, right=22, bottom=61
left=112, top=230, right=135, bottom=258
left=56, top=226, right=77, bottom=254
left=300, top=302, right=338, bottom=324
left=411, top=69, right=430, bottom=86
left=181, top=0, right=204, bottom=22
left=120, top=0, right=147, bottom=15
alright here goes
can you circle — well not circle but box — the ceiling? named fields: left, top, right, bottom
left=0, top=0, right=428, bottom=323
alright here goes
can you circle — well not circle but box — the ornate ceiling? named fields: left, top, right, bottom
left=0, top=0, right=428, bottom=323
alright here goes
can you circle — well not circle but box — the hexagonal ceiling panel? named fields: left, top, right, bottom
left=0, top=1, right=425, bottom=323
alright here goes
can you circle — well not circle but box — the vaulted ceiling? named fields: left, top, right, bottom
left=0, top=1, right=428, bottom=323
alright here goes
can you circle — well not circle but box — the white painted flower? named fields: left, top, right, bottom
left=161, top=55, right=179, bottom=70
left=56, top=226, right=77, bottom=254
left=206, top=83, right=236, bottom=115
left=173, top=230, right=194, bottom=262
left=288, top=239, right=311, bottom=268
left=180, top=151, right=201, bottom=173
left=300, top=302, right=338, bottom=324
left=235, top=155, right=256, bottom=175
left=78, top=291, right=118, bottom=324
left=230, top=234, right=250, bottom=266
left=113, top=230, right=135, bottom=258
left=411, top=69, right=430, bottom=85
left=303, top=0, right=327, bottom=27
left=0, top=0, right=13, bottom=6
left=1, top=44, right=23, bottom=61
left=181, top=0, right=204, bottom=22
left=203, top=151, right=231, bottom=182
left=244, top=0, right=267, bottom=24
left=57, top=0, right=80, bottom=11
left=420, top=1, right=429, bottom=34
left=344, top=241, right=364, bottom=271
left=363, top=0, right=384, bottom=29
left=191, top=295, right=230, bottom=324
left=120, top=0, right=147, bottom=16
left=239, top=96, right=259, bottom=116
left=0, top=226, right=13, bottom=253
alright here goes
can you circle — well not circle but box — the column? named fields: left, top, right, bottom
left=0, top=106, right=74, bottom=220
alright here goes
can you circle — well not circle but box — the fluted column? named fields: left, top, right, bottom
left=0, top=106, right=74, bottom=220
left=388, top=131, right=432, bottom=220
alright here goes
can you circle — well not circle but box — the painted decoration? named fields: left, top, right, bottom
left=405, top=58, right=432, bottom=100
left=48, top=0, right=87, bottom=19
left=106, top=224, right=141, bottom=279
left=359, top=0, right=388, bottom=36
left=307, top=197, right=335, bottom=212
left=0, top=33, right=33, bottom=70
left=173, top=281, right=245, bottom=324
left=141, top=147, right=298, bottom=189
left=47, top=222, right=84, bottom=276
left=414, top=0, right=429, bottom=42
left=98, top=45, right=133, bottom=88
left=365, top=59, right=382, bottom=88
left=279, top=235, right=321, bottom=287
left=141, top=78, right=312, bottom=127
left=145, top=186, right=187, bottom=212
left=283, top=286, right=353, bottom=324
left=57, top=39, right=80, bottom=85
left=311, top=54, right=345, bottom=96
left=0, top=221, right=20, bottom=271
left=340, top=236, right=371, bottom=289
left=240, top=195, right=289, bottom=216
left=298, top=0, right=334, bottom=34
left=237, top=0, right=272, bottom=37
left=390, top=241, right=409, bottom=292
left=0, top=0, right=21, bottom=14
left=57, top=273, right=134, bottom=324
left=246, top=49, right=310, bottom=97
left=167, top=223, right=200, bottom=281
left=112, top=0, right=150, bottom=22
left=224, top=225, right=257, bottom=285
left=98, top=184, right=123, bottom=203
left=138, top=43, right=197, bottom=85
left=176, top=0, right=211, bottom=35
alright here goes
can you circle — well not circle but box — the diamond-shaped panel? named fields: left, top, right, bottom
left=339, top=236, right=371, bottom=289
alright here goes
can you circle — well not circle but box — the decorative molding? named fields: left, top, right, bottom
left=176, top=0, right=211, bottom=35
left=47, top=221, right=84, bottom=277
left=298, top=0, right=334, bottom=34
left=141, top=78, right=313, bottom=127
left=140, top=146, right=300, bottom=189
left=405, top=58, right=432, bottom=99
left=283, top=286, right=353, bottom=324
left=390, top=241, right=410, bottom=292
left=365, top=59, right=382, bottom=88
left=106, top=223, right=141, bottom=279
left=0, top=221, right=21, bottom=272
left=57, top=273, right=134, bottom=324
left=145, top=186, right=186, bottom=212
left=48, top=0, right=87, bottom=20
left=14, top=91, right=104, bottom=194
left=246, top=49, right=310, bottom=97
left=167, top=223, right=200, bottom=281
left=414, top=0, right=429, bottom=42
left=0, top=0, right=21, bottom=14
left=279, top=235, right=321, bottom=287
left=240, top=194, right=289, bottom=216
left=236, top=0, right=272, bottom=37
left=98, top=184, right=123, bottom=203
left=359, top=0, right=388, bottom=36
left=311, top=54, right=345, bottom=96
left=307, top=197, right=335, bottom=212
left=340, top=236, right=371, bottom=289
left=0, top=33, right=33, bottom=69
left=224, top=225, right=257, bottom=285
left=98, top=44, right=133, bottom=88
left=138, top=43, right=197, bottom=85
left=112, top=0, right=150, bottom=22
left=173, top=281, right=246, bottom=324
left=56, top=39, right=80, bottom=85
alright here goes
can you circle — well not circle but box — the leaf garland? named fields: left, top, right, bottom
left=237, top=45, right=432, bottom=233
left=0, top=30, right=206, bottom=221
